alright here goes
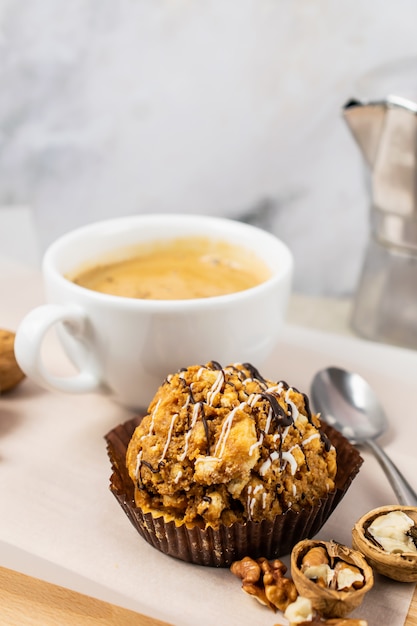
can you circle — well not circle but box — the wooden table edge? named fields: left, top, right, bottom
left=1, top=565, right=416, bottom=625
left=0, top=565, right=173, bottom=626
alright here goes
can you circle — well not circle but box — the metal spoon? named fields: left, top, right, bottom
left=311, top=366, right=417, bottom=507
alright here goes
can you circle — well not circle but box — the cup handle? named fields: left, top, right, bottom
left=15, top=304, right=102, bottom=394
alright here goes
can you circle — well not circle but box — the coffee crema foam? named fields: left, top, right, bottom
left=67, top=236, right=271, bottom=300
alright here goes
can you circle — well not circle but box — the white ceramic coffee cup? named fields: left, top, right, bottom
left=15, top=214, right=293, bottom=409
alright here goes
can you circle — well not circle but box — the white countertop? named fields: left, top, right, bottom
left=1, top=255, right=417, bottom=626
left=288, top=292, right=354, bottom=338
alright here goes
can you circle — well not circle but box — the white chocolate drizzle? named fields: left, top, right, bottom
left=247, top=485, right=254, bottom=518
left=248, top=439, right=261, bottom=457
left=285, top=387, right=299, bottom=420
left=259, top=457, right=271, bottom=476
left=302, top=433, right=320, bottom=447
left=213, top=402, right=246, bottom=459
left=247, top=484, right=264, bottom=518
left=247, top=393, right=261, bottom=407
left=265, top=406, right=273, bottom=434
left=141, top=399, right=160, bottom=440
left=267, top=383, right=284, bottom=394
left=134, top=450, right=143, bottom=479
left=179, top=402, right=203, bottom=461
left=272, top=424, right=290, bottom=445
left=135, top=399, right=161, bottom=478
left=158, top=412, right=178, bottom=463
left=206, top=370, right=225, bottom=406
left=281, top=446, right=299, bottom=475
left=259, top=445, right=301, bottom=477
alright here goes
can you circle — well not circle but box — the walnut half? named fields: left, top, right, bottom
left=290, top=540, right=374, bottom=618
left=352, top=505, right=417, bottom=582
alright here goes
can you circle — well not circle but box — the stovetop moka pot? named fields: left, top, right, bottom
left=344, top=73, right=417, bottom=350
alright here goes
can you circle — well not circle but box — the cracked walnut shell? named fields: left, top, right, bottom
left=352, top=505, right=417, bottom=582
left=290, top=539, right=374, bottom=618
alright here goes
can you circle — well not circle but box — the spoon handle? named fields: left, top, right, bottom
left=364, top=439, right=417, bottom=507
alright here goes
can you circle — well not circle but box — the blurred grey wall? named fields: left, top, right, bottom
left=0, top=0, right=416, bottom=295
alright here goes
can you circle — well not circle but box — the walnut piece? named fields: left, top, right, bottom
left=0, top=329, right=25, bottom=393
left=301, top=545, right=333, bottom=588
left=284, top=595, right=314, bottom=623
left=333, top=561, right=364, bottom=591
left=231, top=555, right=297, bottom=612
left=230, top=555, right=260, bottom=584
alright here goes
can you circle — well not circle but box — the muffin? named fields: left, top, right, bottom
left=106, top=361, right=362, bottom=566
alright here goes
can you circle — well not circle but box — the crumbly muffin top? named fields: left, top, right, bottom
left=126, top=362, right=337, bottom=529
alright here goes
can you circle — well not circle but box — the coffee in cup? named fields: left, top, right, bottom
left=15, top=214, right=293, bottom=409
left=67, top=236, right=271, bottom=300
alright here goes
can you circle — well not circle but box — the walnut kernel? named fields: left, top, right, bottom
left=231, top=555, right=297, bottom=612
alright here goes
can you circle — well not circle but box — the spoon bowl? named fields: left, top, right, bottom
left=311, top=366, right=417, bottom=507
left=311, top=367, right=388, bottom=444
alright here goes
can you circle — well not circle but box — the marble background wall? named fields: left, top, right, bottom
left=1, top=0, right=417, bottom=295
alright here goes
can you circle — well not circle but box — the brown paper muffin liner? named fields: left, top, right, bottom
left=105, top=416, right=363, bottom=567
